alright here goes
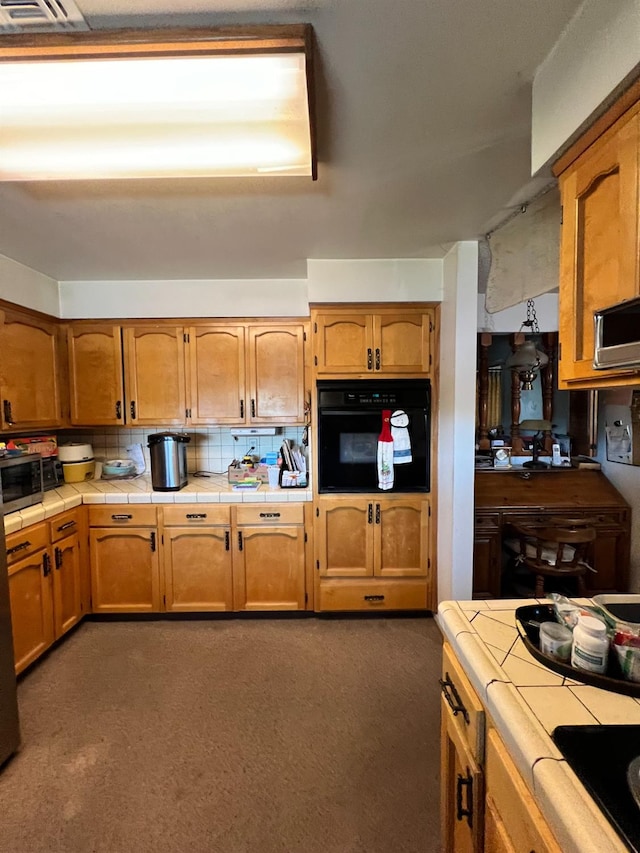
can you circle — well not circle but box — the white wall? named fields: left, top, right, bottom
left=477, top=292, right=559, bottom=333
left=0, top=253, right=59, bottom=316
left=437, top=241, right=478, bottom=603
left=532, top=0, right=640, bottom=172
left=307, top=259, right=443, bottom=303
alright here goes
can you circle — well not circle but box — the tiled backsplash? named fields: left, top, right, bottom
left=55, top=426, right=308, bottom=476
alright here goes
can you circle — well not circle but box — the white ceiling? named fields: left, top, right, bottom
left=0, top=0, right=584, bottom=282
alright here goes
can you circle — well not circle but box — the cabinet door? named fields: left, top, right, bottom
left=163, top=527, right=233, bottom=611
left=247, top=325, right=306, bottom=423
left=375, top=498, right=428, bottom=577
left=441, top=696, right=484, bottom=853
left=374, top=313, right=431, bottom=374
left=0, top=308, right=63, bottom=430
left=7, top=549, right=54, bottom=674
left=558, top=108, right=640, bottom=386
left=188, top=325, right=246, bottom=424
left=123, top=326, right=186, bottom=425
left=316, top=500, right=374, bottom=577
left=52, top=533, right=82, bottom=637
left=90, top=527, right=160, bottom=612
left=587, top=525, right=630, bottom=594
left=67, top=324, right=125, bottom=425
left=234, top=525, right=305, bottom=610
left=314, top=313, right=374, bottom=374
left=473, top=515, right=502, bottom=599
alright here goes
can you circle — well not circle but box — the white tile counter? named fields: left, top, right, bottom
left=3, top=475, right=312, bottom=533
left=438, top=599, right=634, bottom=853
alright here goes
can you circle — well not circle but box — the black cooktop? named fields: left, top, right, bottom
left=553, top=725, right=640, bottom=852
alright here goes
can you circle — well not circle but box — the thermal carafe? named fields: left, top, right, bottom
left=148, top=432, right=190, bottom=491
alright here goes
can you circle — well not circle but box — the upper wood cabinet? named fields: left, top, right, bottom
left=67, top=324, right=125, bottom=425
left=0, top=307, right=64, bottom=430
left=311, top=307, right=433, bottom=376
left=123, top=326, right=187, bottom=426
left=556, top=100, right=640, bottom=388
left=188, top=323, right=306, bottom=425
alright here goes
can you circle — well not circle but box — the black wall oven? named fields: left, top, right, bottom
left=317, top=379, right=431, bottom=493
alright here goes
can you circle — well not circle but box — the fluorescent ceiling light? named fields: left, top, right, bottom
left=0, top=26, right=316, bottom=180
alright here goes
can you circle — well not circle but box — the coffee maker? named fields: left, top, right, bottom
left=148, top=432, right=190, bottom=491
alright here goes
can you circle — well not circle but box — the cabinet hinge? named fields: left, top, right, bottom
left=429, top=319, right=433, bottom=332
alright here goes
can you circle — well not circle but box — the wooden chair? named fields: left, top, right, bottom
left=510, top=519, right=596, bottom=597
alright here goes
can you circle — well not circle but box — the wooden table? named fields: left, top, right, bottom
left=473, top=468, right=631, bottom=598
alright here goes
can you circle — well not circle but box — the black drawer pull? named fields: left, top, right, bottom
left=186, top=513, right=206, bottom=519
left=7, top=540, right=31, bottom=556
left=57, top=520, right=76, bottom=532
left=456, top=772, right=474, bottom=827
left=364, top=594, right=385, bottom=602
left=439, top=673, right=469, bottom=724
left=111, top=514, right=133, bottom=521
left=259, top=512, right=280, bottom=519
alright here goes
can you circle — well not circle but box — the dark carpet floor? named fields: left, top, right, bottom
left=0, top=615, right=442, bottom=853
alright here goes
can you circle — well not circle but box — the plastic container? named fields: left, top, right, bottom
left=571, top=615, right=609, bottom=674
left=539, top=622, right=573, bottom=661
left=61, top=459, right=95, bottom=483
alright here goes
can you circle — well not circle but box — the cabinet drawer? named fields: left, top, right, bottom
left=474, top=513, right=500, bottom=530
left=49, top=508, right=82, bottom=543
left=6, top=522, right=48, bottom=565
left=162, top=505, right=230, bottom=526
left=89, top=506, right=157, bottom=527
left=236, top=505, right=304, bottom=526
left=441, top=642, right=485, bottom=763
left=486, top=728, right=561, bottom=852
left=317, top=579, right=427, bottom=612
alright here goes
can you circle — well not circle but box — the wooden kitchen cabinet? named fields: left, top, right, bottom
left=233, top=505, right=306, bottom=610
left=315, top=495, right=431, bottom=611
left=484, top=729, right=562, bottom=853
left=312, top=306, right=432, bottom=376
left=161, top=505, right=233, bottom=611
left=555, top=98, right=640, bottom=389
left=188, top=323, right=306, bottom=425
left=0, top=305, right=64, bottom=430
left=89, top=506, right=160, bottom=612
left=123, top=326, right=187, bottom=426
left=49, top=508, right=83, bottom=637
left=67, top=324, right=125, bottom=425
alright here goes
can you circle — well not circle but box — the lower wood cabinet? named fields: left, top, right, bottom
left=314, top=495, right=432, bottom=611
left=89, top=506, right=160, bottom=613
left=7, top=509, right=84, bottom=674
left=440, top=642, right=562, bottom=853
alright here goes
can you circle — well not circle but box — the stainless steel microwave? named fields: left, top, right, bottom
left=0, top=454, right=43, bottom=515
left=594, top=297, right=640, bottom=369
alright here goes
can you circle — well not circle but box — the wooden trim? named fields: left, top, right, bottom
left=552, top=77, right=640, bottom=176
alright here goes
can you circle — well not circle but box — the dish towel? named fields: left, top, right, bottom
left=390, top=410, right=412, bottom=464
left=377, top=409, right=394, bottom=490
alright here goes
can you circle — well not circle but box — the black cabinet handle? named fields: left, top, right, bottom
left=111, top=514, right=133, bottom=521
left=439, top=673, right=469, bottom=724
left=54, top=547, right=62, bottom=570
left=225, top=530, right=230, bottom=551
left=368, top=503, right=373, bottom=524
left=375, top=348, right=381, bottom=370
left=3, top=399, right=14, bottom=425
left=150, top=531, right=156, bottom=552
left=375, top=503, right=381, bottom=524
left=42, top=552, right=51, bottom=577
left=240, top=399, right=244, bottom=419
left=130, top=400, right=136, bottom=420
left=367, top=348, right=373, bottom=370
left=186, top=513, right=206, bottom=520
left=238, top=531, right=243, bottom=551
left=115, top=400, right=122, bottom=420
left=251, top=399, right=256, bottom=418
left=364, top=594, right=385, bottom=602
left=456, top=772, right=474, bottom=827
left=7, top=540, right=31, bottom=556
left=259, top=512, right=280, bottom=519
left=57, top=520, right=76, bottom=532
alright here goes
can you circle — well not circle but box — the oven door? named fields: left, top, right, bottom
left=318, top=408, right=430, bottom=493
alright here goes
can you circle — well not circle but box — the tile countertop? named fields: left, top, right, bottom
left=437, top=599, right=633, bottom=853
left=3, top=475, right=312, bottom=534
